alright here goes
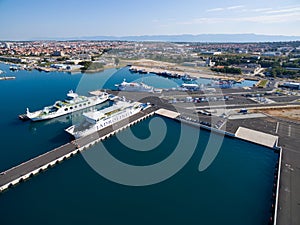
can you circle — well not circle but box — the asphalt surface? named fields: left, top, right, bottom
left=268, top=96, right=300, bottom=103
left=114, top=90, right=300, bottom=225
left=275, top=121, right=300, bottom=225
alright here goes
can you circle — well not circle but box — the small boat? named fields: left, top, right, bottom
left=9, top=66, right=19, bottom=71
left=137, top=69, right=148, bottom=74
left=115, top=79, right=154, bottom=92
left=181, top=74, right=197, bottom=81
left=181, top=83, right=199, bottom=90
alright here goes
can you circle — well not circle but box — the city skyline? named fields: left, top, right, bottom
left=0, top=0, right=300, bottom=40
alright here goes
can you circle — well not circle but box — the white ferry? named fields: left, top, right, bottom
left=65, top=100, right=150, bottom=139
left=115, top=79, right=154, bottom=92
left=26, top=90, right=109, bottom=121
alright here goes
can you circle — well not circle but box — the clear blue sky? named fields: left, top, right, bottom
left=0, top=0, right=299, bottom=40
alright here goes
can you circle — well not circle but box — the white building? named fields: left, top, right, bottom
left=281, top=82, right=300, bottom=89
left=4, top=42, right=11, bottom=49
left=262, top=52, right=282, bottom=57
left=201, top=51, right=222, bottom=56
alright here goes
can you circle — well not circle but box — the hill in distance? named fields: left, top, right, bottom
left=37, top=33, right=300, bottom=43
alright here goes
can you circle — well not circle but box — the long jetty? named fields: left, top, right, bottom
left=0, top=107, right=157, bottom=193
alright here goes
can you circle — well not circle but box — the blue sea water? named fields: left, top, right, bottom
left=0, top=63, right=277, bottom=225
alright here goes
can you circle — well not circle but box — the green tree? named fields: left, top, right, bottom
left=114, top=58, right=120, bottom=66
left=79, top=61, right=92, bottom=71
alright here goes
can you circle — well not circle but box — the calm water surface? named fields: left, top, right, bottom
left=0, top=64, right=277, bottom=225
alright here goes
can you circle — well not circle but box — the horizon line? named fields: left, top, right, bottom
left=1, top=33, right=300, bottom=42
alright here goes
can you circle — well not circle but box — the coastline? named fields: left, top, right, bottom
left=0, top=59, right=118, bottom=74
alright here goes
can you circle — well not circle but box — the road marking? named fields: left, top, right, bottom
left=288, top=125, right=292, bottom=137
left=275, top=122, right=279, bottom=134
left=218, top=120, right=226, bottom=130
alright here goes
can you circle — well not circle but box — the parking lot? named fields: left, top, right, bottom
left=275, top=121, right=300, bottom=225
left=110, top=89, right=300, bottom=225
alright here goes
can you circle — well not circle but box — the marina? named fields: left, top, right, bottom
left=0, top=69, right=15, bottom=80
left=0, top=63, right=285, bottom=225
left=129, top=65, right=259, bottom=83
left=128, top=66, right=258, bottom=90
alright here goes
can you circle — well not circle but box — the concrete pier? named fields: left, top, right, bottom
left=0, top=76, right=16, bottom=80
left=155, top=108, right=180, bottom=119
left=235, top=126, right=279, bottom=148
left=0, top=107, right=156, bottom=193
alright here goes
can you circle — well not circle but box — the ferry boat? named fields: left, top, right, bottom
left=65, top=100, right=150, bottom=139
left=115, top=79, right=154, bottom=92
left=26, top=90, right=109, bottom=121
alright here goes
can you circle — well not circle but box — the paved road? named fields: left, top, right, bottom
left=275, top=121, right=300, bottom=225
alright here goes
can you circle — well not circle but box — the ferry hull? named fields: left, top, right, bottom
left=65, top=102, right=150, bottom=139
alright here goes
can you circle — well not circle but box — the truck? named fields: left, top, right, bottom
left=239, top=108, right=248, bottom=114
